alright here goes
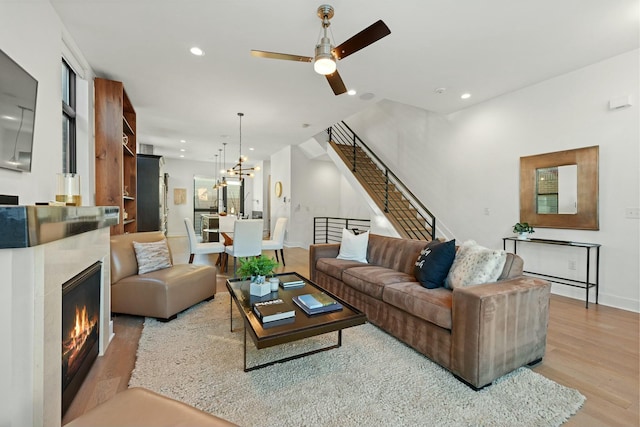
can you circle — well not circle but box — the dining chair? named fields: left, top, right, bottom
left=262, top=217, right=288, bottom=266
left=224, top=219, right=264, bottom=276
left=184, top=217, right=225, bottom=264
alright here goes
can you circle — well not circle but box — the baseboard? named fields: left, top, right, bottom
left=550, top=286, right=639, bottom=313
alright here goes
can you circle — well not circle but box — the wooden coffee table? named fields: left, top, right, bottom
left=226, top=272, right=366, bottom=371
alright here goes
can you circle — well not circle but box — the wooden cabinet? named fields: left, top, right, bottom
left=94, top=77, right=137, bottom=235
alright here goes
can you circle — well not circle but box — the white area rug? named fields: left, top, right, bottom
left=129, top=294, right=585, bottom=427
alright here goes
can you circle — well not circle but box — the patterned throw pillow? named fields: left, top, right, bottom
left=336, top=228, right=369, bottom=264
left=133, top=239, right=172, bottom=275
left=444, top=240, right=507, bottom=289
left=414, top=239, right=456, bottom=289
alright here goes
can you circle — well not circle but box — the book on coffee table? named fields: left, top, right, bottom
left=278, top=274, right=306, bottom=289
left=292, top=293, right=343, bottom=316
left=253, top=299, right=295, bottom=323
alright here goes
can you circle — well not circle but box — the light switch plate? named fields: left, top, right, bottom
left=625, top=207, right=640, bottom=219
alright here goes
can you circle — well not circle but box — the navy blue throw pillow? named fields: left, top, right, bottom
left=414, top=239, right=456, bottom=289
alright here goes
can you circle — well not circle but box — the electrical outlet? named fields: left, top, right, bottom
left=625, top=207, right=640, bottom=219
left=568, top=260, right=576, bottom=271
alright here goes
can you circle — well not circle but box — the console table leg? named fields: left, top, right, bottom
left=585, top=247, right=590, bottom=309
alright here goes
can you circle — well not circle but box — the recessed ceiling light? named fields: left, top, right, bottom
left=190, top=47, right=204, bottom=56
left=461, top=93, right=471, bottom=99
left=359, top=92, right=375, bottom=101
left=180, top=148, right=186, bottom=152
left=1, top=115, right=16, bottom=121
left=180, top=139, right=186, bottom=143
left=249, top=147, right=254, bottom=151
left=347, top=89, right=356, bottom=96
left=434, top=87, right=446, bottom=94
left=179, top=154, right=185, bottom=158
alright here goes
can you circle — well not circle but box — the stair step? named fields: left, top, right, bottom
left=330, top=138, right=434, bottom=240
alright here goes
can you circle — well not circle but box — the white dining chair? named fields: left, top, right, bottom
left=262, top=217, right=288, bottom=266
left=224, top=219, right=263, bottom=276
left=184, top=217, right=225, bottom=264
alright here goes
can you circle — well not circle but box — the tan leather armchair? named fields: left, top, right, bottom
left=110, top=231, right=216, bottom=321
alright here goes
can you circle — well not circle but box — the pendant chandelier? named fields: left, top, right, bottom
left=213, top=153, right=219, bottom=190
left=227, top=112, right=259, bottom=180
left=220, top=143, right=228, bottom=187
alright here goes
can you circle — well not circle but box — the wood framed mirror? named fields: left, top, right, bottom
left=520, top=146, right=599, bottom=230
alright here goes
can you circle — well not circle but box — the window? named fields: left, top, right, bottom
left=62, top=60, right=76, bottom=173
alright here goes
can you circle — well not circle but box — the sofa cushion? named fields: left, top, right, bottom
left=498, top=252, right=524, bottom=280
left=366, top=234, right=430, bottom=275
left=342, top=266, right=416, bottom=300
left=414, top=239, right=456, bottom=289
left=336, top=228, right=369, bottom=263
left=316, top=258, right=368, bottom=281
left=133, top=239, right=173, bottom=274
left=383, top=282, right=453, bottom=330
left=445, top=240, right=507, bottom=289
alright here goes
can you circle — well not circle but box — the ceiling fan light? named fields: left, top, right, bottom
left=314, top=40, right=336, bottom=75
left=314, top=56, right=336, bottom=75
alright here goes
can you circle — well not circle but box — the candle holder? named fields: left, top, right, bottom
left=55, top=173, right=82, bottom=206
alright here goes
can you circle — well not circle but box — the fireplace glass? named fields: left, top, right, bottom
left=61, top=261, right=101, bottom=415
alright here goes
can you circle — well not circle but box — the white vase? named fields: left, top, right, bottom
left=250, top=279, right=270, bottom=297
left=269, top=277, right=280, bottom=292
left=517, top=232, right=529, bottom=240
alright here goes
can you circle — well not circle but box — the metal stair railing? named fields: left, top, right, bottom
left=328, top=121, right=436, bottom=240
left=313, top=217, right=371, bottom=244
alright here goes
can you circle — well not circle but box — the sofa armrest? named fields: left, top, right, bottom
left=450, top=276, right=551, bottom=388
left=308, top=243, right=340, bottom=281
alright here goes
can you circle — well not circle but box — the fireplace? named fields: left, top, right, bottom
left=61, top=261, right=101, bottom=415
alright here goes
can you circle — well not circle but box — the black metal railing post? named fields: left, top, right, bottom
left=384, top=169, right=389, bottom=213
left=352, top=133, right=357, bottom=172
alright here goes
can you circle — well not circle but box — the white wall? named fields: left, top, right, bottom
left=346, top=50, right=640, bottom=312
left=289, top=146, right=342, bottom=248
left=269, top=145, right=292, bottom=242
left=0, top=3, right=95, bottom=207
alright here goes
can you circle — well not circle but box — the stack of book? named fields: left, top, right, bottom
left=278, top=274, right=306, bottom=289
left=292, top=292, right=343, bottom=315
left=253, top=299, right=295, bottom=326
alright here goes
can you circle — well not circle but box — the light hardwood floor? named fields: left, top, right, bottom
left=62, top=237, right=639, bottom=426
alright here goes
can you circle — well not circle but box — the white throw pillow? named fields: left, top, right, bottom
left=133, top=239, right=172, bottom=275
left=445, top=240, right=507, bottom=289
left=336, top=229, right=369, bottom=264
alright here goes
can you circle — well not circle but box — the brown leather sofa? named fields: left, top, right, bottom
left=111, top=231, right=216, bottom=321
left=63, top=387, right=238, bottom=427
left=309, top=234, right=551, bottom=389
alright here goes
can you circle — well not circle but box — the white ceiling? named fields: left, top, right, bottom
left=50, top=0, right=639, bottom=165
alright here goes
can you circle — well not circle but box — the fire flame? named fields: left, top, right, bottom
left=62, top=305, right=98, bottom=367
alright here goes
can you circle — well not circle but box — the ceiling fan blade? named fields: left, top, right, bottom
left=333, top=20, right=391, bottom=60
left=250, top=50, right=312, bottom=63
left=326, top=71, right=347, bottom=95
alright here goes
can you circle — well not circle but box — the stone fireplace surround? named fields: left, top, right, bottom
left=0, top=206, right=118, bottom=427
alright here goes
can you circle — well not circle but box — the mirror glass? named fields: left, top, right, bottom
left=536, top=165, right=577, bottom=214
left=520, top=146, right=598, bottom=230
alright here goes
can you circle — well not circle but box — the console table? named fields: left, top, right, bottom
left=503, top=237, right=600, bottom=308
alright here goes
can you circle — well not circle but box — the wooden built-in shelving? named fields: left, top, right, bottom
left=95, top=77, right=137, bottom=235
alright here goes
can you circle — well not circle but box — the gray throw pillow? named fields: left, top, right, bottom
left=133, top=239, right=172, bottom=275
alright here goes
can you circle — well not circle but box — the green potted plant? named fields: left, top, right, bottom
left=237, top=255, right=279, bottom=284
left=513, top=222, right=535, bottom=240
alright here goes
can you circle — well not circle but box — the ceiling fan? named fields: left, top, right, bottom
left=250, top=4, right=391, bottom=96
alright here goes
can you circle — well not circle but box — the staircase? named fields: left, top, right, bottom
left=328, top=121, right=436, bottom=241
